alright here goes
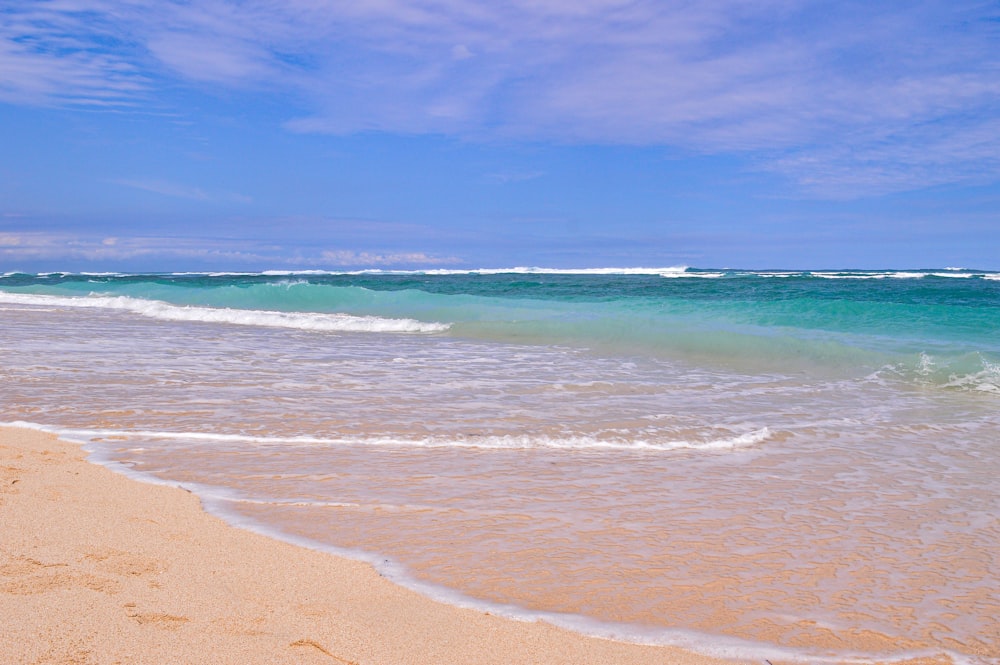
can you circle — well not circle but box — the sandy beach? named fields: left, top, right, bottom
left=0, top=425, right=742, bottom=665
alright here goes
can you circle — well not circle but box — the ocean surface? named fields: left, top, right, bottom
left=1, top=267, right=998, bottom=663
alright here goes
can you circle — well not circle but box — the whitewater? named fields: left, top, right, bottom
left=1, top=268, right=997, bottom=663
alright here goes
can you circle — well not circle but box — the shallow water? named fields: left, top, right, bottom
left=1, top=269, right=998, bottom=662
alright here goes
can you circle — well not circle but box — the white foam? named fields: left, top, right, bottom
left=419, top=266, right=692, bottom=276
left=67, top=267, right=694, bottom=277
left=2, top=421, right=770, bottom=453
left=8, top=268, right=997, bottom=283
left=807, top=270, right=998, bottom=280
left=0, top=292, right=449, bottom=334
left=247, top=266, right=691, bottom=276
left=660, top=271, right=727, bottom=278
left=260, top=269, right=343, bottom=276
left=813, top=271, right=907, bottom=279
left=810, top=272, right=883, bottom=279
left=942, top=356, right=1000, bottom=394
left=9, top=267, right=696, bottom=278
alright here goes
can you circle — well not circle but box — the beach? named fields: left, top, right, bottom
left=0, top=425, right=736, bottom=665
left=1, top=270, right=997, bottom=664
left=4, top=0, right=999, bottom=660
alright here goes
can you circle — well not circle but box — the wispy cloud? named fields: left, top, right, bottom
left=0, top=1, right=147, bottom=107
left=111, top=178, right=252, bottom=203
left=0, top=230, right=459, bottom=269
left=2, top=1, right=999, bottom=196
left=0, top=231, right=264, bottom=263
left=112, top=178, right=210, bottom=200
left=319, top=250, right=461, bottom=266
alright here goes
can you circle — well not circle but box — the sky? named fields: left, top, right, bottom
left=1, top=0, right=999, bottom=271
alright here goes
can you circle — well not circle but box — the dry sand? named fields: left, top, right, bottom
left=0, top=425, right=744, bottom=665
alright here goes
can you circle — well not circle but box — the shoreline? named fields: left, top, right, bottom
left=0, top=424, right=973, bottom=664
left=0, top=425, right=741, bottom=665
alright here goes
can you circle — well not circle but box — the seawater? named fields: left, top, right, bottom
left=1, top=268, right=998, bottom=663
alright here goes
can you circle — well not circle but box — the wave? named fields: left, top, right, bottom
left=228, top=267, right=695, bottom=276
left=809, top=269, right=996, bottom=280
left=869, top=352, right=1000, bottom=394
left=6, top=267, right=1000, bottom=282
left=660, top=271, right=727, bottom=278
left=165, top=267, right=1000, bottom=280
left=374, top=266, right=692, bottom=276
left=2, top=272, right=996, bottom=387
left=0, top=292, right=449, bottom=334
left=5, top=421, right=771, bottom=453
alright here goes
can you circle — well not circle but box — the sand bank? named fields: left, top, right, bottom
left=0, top=425, right=742, bottom=665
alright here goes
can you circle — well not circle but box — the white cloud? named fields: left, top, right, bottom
left=319, top=250, right=461, bottom=266
left=2, top=1, right=999, bottom=195
left=145, top=32, right=277, bottom=85
left=0, top=231, right=459, bottom=268
left=0, top=231, right=260, bottom=262
left=0, top=1, right=147, bottom=107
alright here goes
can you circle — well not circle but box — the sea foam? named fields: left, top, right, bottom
left=3, top=422, right=771, bottom=453
left=0, top=292, right=449, bottom=334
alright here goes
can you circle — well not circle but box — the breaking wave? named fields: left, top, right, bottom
left=0, top=292, right=449, bottom=334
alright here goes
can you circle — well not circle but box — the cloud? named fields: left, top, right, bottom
left=767, top=117, right=1000, bottom=198
left=111, top=178, right=252, bottom=203
left=0, top=1, right=147, bottom=107
left=319, top=250, right=461, bottom=266
left=0, top=231, right=262, bottom=263
left=0, top=230, right=460, bottom=268
left=112, top=178, right=210, bottom=200
left=145, top=32, right=277, bottom=85
left=2, top=1, right=999, bottom=195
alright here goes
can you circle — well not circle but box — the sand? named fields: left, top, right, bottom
left=0, top=425, right=743, bottom=665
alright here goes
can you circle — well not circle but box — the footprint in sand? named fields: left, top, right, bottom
left=123, top=603, right=190, bottom=630
left=83, top=547, right=166, bottom=577
left=0, top=556, right=121, bottom=595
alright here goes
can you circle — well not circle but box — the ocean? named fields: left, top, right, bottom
left=1, top=267, right=997, bottom=663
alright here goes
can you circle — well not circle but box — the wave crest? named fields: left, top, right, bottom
left=0, top=292, right=449, bottom=334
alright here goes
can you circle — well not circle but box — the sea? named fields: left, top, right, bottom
left=1, top=267, right=997, bottom=664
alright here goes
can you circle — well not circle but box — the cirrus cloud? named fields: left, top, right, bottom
left=1, top=0, right=998, bottom=196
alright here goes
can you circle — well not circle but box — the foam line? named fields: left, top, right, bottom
left=0, top=292, right=449, bottom=334
left=1, top=421, right=771, bottom=453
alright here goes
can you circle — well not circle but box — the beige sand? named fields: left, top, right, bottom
left=0, top=425, right=748, bottom=665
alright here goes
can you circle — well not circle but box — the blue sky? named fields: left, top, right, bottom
left=1, top=0, right=998, bottom=271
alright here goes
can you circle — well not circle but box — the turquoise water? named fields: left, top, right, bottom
left=3, top=268, right=999, bottom=384
left=1, top=268, right=998, bottom=662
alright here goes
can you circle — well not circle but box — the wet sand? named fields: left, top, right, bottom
left=0, top=425, right=740, bottom=665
